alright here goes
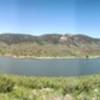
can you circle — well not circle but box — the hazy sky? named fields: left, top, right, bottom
left=0, top=0, right=100, bottom=37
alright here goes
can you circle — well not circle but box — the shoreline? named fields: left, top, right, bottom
left=0, top=55, right=100, bottom=59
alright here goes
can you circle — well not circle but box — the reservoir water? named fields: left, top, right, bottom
left=0, top=57, right=100, bottom=76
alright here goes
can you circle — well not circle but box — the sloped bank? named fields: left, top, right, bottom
left=0, top=74, right=100, bottom=99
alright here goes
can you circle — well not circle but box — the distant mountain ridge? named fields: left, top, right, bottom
left=0, top=33, right=100, bottom=57
left=0, top=33, right=100, bottom=46
left=0, top=33, right=100, bottom=43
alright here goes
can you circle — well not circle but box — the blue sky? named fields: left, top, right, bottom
left=0, top=0, right=100, bottom=37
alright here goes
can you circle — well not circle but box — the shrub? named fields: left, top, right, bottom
left=0, top=76, right=15, bottom=93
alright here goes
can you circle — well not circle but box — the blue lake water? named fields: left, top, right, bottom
left=0, top=57, right=100, bottom=76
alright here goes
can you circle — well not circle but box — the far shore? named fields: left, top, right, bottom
left=0, top=55, right=100, bottom=59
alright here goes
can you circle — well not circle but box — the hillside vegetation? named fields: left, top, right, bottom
left=0, top=74, right=100, bottom=99
left=0, top=33, right=100, bottom=57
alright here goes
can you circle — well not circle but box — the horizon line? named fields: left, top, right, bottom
left=0, top=32, right=100, bottom=38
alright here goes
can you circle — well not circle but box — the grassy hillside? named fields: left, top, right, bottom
left=0, top=33, right=100, bottom=57
left=0, top=74, right=100, bottom=100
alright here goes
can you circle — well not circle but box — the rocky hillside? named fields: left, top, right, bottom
left=0, top=33, right=100, bottom=45
left=0, top=33, right=100, bottom=57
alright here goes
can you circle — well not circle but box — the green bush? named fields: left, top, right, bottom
left=0, top=76, right=15, bottom=93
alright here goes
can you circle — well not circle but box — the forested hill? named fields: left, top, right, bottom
left=0, top=33, right=100, bottom=45
left=0, top=33, right=100, bottom=57
left=0, top=34, right=37, bottom=44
